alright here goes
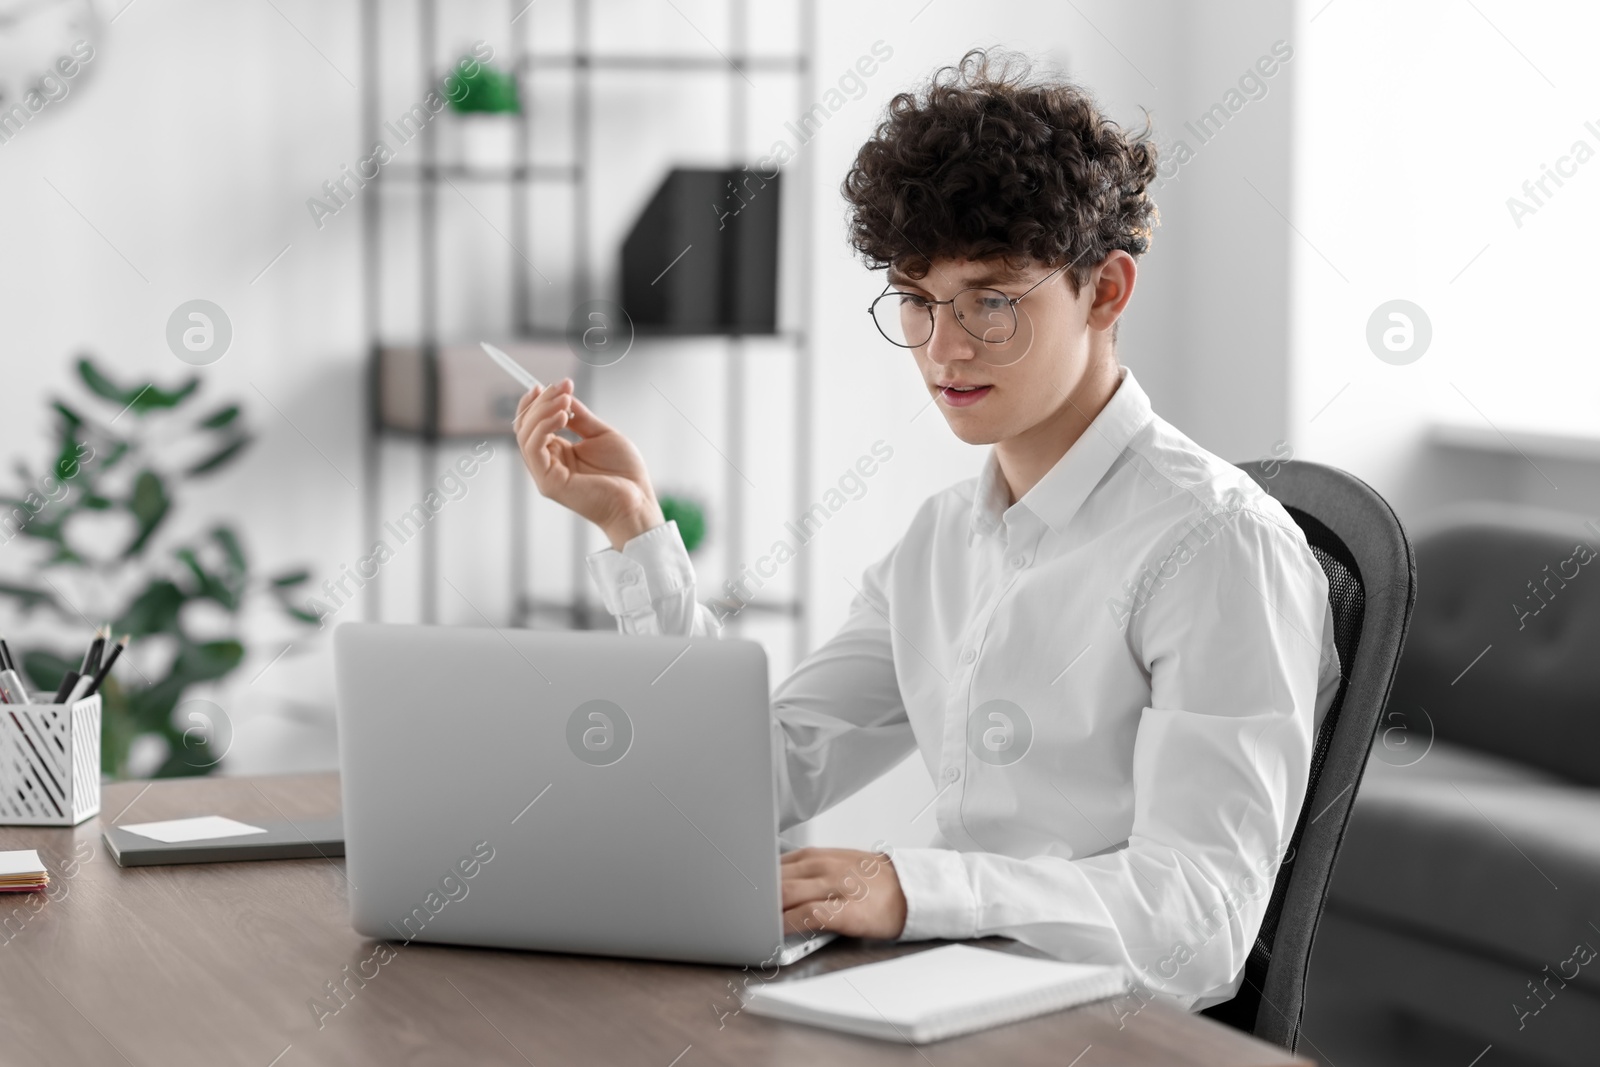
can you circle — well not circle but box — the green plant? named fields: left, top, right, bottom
left=0, top=357, right=315, bottom=778
left=658, top=494, right=706, bottom=554
left=448, top=56, right=521, bottom=114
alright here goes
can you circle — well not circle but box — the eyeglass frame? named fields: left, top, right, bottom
left=866, top=260, right=1074, bottom=349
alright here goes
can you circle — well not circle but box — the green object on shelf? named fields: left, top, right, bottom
left=659, top=495, right=706, bottom=554
left=0, top=357, right=317, bottom=779
left=449, top=57, right=521, bottom=114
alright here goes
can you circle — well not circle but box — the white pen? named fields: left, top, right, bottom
left=479, top=342, right=545, bottom=392
left=0, top=669, right=30, bottom=705
left=66, top=672, right=93, bottom=704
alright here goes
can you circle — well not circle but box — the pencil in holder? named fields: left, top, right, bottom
left=0, top=693, right=102, bottom=826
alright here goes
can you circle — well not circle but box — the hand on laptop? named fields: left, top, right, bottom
left=780, top=847, right=907, bottom=940
left=514, top=379, right=666, bottom=551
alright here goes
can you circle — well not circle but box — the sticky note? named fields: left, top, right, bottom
left=0, top=849, right=46, bottom=878
left=118, top=815, right=268, bottom=843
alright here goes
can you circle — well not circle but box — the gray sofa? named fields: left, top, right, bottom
left=1304, top=501, right=1600, bottom=1067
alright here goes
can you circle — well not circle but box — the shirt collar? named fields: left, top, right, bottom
left=968, top=364, right=1155, bottom=546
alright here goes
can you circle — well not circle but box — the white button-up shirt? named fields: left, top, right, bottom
left=585, top=364, right=1341, bottom=1011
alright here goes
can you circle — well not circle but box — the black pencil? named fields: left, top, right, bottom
left=83, top=636, right=128, bottom=698
left=52, top=670, right=81, bottom=704
left=83, top=627, right=105, bottom=676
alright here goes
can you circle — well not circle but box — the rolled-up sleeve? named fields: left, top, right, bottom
left=887, top=508, right=1330, bottom=1012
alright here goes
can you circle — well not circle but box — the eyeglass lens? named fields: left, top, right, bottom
left=871, top=289, right=1031, bottom=365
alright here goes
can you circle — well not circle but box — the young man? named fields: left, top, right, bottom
left=512, top=50, right=1339, bottom=1012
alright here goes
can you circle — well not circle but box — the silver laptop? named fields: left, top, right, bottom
left=332, top=622, right=834, bottom=967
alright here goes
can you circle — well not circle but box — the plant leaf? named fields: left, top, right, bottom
left=19, top=649, right=77, bottom=695
left=193, top=639, right=245, bottom=676
left=212, top=527, right=247, bottom=574
left=659, top=495, right=707, bottom=554
left=199, top=404, right=241, bottom=429
left=267, top=567, right=323, bottom=627
left=175, top=546, right=206, bottom=584
left=52, top=440, right=84, bottom=483
left=449, top=60, right=522, bottom=113
left=186, top=434, right=251, bottom=475
left=132, top=378, right=200, bottom=413
left=100, top=681, right=139, bottom=777
left=114, top=579, right=185, bottom=637
left=77, top=358, right=128, bottom=403
left=171, top=639, right=245, bottom=685
left=123, top=675, right=184, bottom=737
left=175, top=546, right=238, bottom=612
left=0, top=582, right=58, bottom=613
left=78, top=358, right=201, bottom=415
left=96, top=439, right=130, bottom=473
left=124, top=469, right=170, bottom=556
left=153, top=747, right=215, bottom=779
left=18, top=514, right=68, bottom=547
left=52, top=400, right=84, bottom=429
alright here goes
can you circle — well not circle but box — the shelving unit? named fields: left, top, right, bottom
left=358, top=0, right=817, bottom=660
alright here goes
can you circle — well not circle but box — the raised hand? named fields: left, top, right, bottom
left=513, top=378, right=666, bottom=550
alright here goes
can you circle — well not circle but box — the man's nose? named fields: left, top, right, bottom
left=923, top=302, right=975, bottom=365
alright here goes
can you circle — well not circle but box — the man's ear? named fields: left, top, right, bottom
left=1086, top=250, right=1137, bottom=333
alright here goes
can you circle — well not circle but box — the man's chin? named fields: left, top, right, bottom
left=942, top=418, right=1004, bottom=446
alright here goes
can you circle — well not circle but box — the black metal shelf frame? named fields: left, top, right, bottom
left=358, top=0, right=817, bottom=661
left=381, top=162, right=583, bottom=182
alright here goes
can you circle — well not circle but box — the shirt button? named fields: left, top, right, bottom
left=1010, top=555, right=1026, bottom=569
left=619, top=572, right=639, bottom=586
left=960, top=648, right=976, bottom=664
left=942, top=766, right=961, bottom=784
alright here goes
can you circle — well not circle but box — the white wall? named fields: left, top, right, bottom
left=1291, top=0, right=1600, bottom=525
left=0, top=1, right=1297, bottom=797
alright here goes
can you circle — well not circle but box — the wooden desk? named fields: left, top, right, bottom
left=0, top=773, right=1311, bottom=1066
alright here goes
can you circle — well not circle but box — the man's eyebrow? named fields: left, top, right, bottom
left=963, top=268, right=1029, bottom=287
left=886, top=266, right=1029, bottom=289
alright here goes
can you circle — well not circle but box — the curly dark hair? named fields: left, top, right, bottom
left=842, top=49, right=1159, bottom=291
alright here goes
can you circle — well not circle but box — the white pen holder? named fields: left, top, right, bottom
left=0, top=693, right=102, bottom=826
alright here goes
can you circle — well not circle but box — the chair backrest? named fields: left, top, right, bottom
left=1199, top=460, right=1416, bottom=1050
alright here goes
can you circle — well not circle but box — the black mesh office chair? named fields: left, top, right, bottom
left=1198, top=460, right=1416, bottom=1051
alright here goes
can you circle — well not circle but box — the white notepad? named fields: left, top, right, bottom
left=740, top=944, right=1128, bottom=1044
left=0, top=849, right=46, bottom=879
left=118, top=815, right=268, bottom=843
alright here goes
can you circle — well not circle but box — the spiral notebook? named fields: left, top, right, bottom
left=739, top=944, right=1129, bottom=1044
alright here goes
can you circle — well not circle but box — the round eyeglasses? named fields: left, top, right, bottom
left=866, top=261, right=1071, bottom=364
